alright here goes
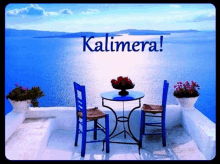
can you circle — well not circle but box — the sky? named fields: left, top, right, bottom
left=5, top=3, right=216, bottom=32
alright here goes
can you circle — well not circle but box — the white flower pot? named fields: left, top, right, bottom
left=9, top=99, right=32, bottom=113
left=175, top=96, right=199, bottom=109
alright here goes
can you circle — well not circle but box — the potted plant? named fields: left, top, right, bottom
left=173, top=81, right=200, bottom=108
left=111, top=76, right=135, bottom=95
left=6, top=83, right=45, bottom=113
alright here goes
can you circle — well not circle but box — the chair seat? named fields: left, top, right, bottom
left=78, top=107, right=106, bottom=120
left=142, top=104, right=163, bottom=114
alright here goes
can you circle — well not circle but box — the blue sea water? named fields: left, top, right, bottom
left=5, top=31, right=216, bottom=123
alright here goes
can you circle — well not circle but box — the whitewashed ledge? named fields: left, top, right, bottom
left=5, top=105, right=215, bottom=160
left=181, top=107, right=216, bottom=160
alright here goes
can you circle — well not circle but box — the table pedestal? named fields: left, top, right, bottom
left=102, top=98, right=142, bottom=154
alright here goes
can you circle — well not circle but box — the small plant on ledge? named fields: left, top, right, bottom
left=173, top=81, right=200, bottom=108
left=6, top=83, right=45, bottom=107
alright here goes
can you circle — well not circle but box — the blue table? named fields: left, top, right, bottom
left=101, top=91, right=145, bottom=150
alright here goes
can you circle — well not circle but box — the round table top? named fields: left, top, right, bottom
left=101, top=91, right=145, bottom=101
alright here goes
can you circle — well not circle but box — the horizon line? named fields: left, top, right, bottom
left=5, top=28, right=215, bottom=33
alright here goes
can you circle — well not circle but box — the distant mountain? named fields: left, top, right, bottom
left=111, top=29, right=140, bottom=34
left=5, top=28, right=199, bottom=38
left=5, top=28, right=69, bottom=37
left=112, top=29, right=170, bottom=35
left=33, top=32, right=120, bottom=38
left=112, top=29, right=199, bottom=35
left=164, top=30, right=199, bottom=33
left=33, top=29, right=199, bottom=38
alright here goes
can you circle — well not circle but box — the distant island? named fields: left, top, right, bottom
left=5, top=28, right=199, bottom=38
left=34, top=32, right=121, bottom=38
left=111, top=29, right=199, bottom=35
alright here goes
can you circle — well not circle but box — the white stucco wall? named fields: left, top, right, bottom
left=24, top=105, right=181, bottom=132
left=5, top=112, right=25, bottom=142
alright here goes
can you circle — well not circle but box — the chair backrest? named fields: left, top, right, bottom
left=73, top=82, right=87, bottom=120
left=162, top=80, right=169, bottom=116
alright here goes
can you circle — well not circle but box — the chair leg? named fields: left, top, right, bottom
left=75, top=117, right=79, bottom=146
left=94, top=119, right=97, bottom=140
left=139, top=110, right=145, bottom=148
left=105, top=114, right=110, bottom=153
left=162, top=121, right=166, bottom=147
left=81, top=119, right=87, bottom=157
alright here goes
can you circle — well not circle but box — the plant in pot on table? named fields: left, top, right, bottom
left=111, top=76, right=135, bottom=96
left=6, top=83, right=45, bottom=113
left=173, top=81, right=200, bottom=108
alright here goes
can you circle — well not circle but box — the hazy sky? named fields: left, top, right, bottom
left=5, top=3, right=215, bottom=32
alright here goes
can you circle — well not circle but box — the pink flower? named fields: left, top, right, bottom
left=15, top=83, right=19, bottom=86
left=174, top=80, right=200, bottom=97
left=22, top=86, right=28, bottom=90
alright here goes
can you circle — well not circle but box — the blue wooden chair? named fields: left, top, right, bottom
left=74, top=82, right=110, bottom=157
left=139, top=80, right=169, bottom=149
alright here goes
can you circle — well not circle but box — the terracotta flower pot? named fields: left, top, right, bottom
left=9, top=99, right=32, bottom=113
left=175, top=96, right=199, bottom=109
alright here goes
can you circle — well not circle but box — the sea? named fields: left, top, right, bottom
left=5, top=31, right=216, bottom=123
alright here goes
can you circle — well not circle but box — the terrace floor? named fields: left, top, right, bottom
left=6, top=117, right=206, bottom=160
left=41, top=127, right=206, bottom=160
